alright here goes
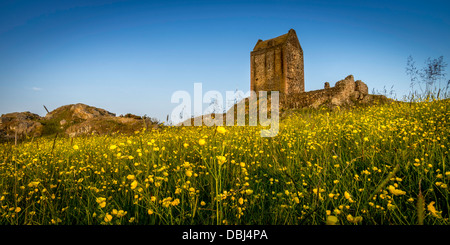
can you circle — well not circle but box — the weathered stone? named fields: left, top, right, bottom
left=248, top=29, right=388, bottom=110
left=355, top=80, right=368, bottom=95
left=335, top=75, right=355, bottom=90
left=283, top=75, right=388, bottom=109
left=250, top=29, right=304, bottom=102
left=0, top=112, right=43, bottom=140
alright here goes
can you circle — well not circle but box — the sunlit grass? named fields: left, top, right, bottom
left=0, top=99, right=449, bottom=225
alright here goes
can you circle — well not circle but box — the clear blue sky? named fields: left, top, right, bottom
left=1, top=0, right=449, bottom=121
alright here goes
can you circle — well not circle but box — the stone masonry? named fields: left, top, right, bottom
left=250, top=29, right=304, bottom=102
left=284, top=75, right=379, bottom=109
left=250, top=29, right=383, bottom=109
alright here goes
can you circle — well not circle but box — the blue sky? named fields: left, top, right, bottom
left=1, top=0, right=449, bottom=121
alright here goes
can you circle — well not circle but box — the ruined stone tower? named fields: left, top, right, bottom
left=250, top=29, right=304, bottom=100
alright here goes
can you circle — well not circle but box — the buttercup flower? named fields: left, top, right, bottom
left=104, top=213, right=113, bottom=222
left=217, top=126, right=226, bottom=134
left=427, top=201, right=442, bottom=218
left=131, top=180, right=138, bottom=190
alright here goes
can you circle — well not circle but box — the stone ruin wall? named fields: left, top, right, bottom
left=283, top=75, right=371, bottom=109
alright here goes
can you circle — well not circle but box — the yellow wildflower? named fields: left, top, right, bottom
left=117, top=210, right=127, bottom=217
left=104, top=213, right=113, bottom=222
left=96, top=197, right=106, bottom=203
left=344, top=191, right=351, bottom=200
left=172, top=198, right=180, bottom=206
left=387, top=185, right=406, bottom=196
left=238, top=197, right=244, bottom=205
left=217, top=156, right=226, bottom=165
left=347, top=214, right=354, bottom=222
left=130, top=180, right=138, bottom=190
left=427, top=202, right=442, bottom=218
left=185, top=170, right=193, bottom=177
left=217, top=126, right=226, bottom=134
left=28, top=181, right=40, bottom=188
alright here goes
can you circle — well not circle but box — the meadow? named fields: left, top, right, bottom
left=0, top=98, right=448, bottom=225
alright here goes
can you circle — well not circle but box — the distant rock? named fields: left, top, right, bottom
left=45, top=103, right=116, bottom=122
left=0, top=103, right=160, bottom=142
left=42, top=103, right=160, bottom=137
left=0, top=112, right=43, bottom=141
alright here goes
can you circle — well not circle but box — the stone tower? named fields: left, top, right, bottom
left=250, top=29, right=304, bottom=100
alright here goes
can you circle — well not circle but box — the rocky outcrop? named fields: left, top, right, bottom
left=1, top=103, right=160, bottom=141
left=45, top=103, right=116, bottom=122
left=44, top=104, right=159, bottom=137
left=0, top=112, right=43, bottom=141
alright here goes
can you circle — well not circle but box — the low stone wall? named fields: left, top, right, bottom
left=283, top=75, right=372, bottom=109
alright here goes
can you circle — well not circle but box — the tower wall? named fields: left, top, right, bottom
left=250, top=29, right=304, bottom=101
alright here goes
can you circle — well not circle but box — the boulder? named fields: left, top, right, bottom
left=0, top=112, right=43, bottom=140
left=355, top=80, right=368, bottom=95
